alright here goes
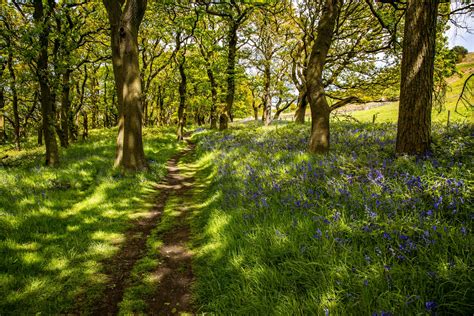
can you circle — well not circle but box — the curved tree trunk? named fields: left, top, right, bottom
left=396, top=0, right=439, bottom=155
left=306, top=0, right=341, bottom=154
left=103, top=0, right=148, bottom=171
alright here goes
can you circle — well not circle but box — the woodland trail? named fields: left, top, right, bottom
left=91, top=139, right=197, bottom=315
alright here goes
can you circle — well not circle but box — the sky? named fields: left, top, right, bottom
left=446, top=3, right=474, bottom=52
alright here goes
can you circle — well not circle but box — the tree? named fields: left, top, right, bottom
left=451, top=45, right=468, bottom=63
left=200, top=0, right=257, bottom=129
left=103, top=0, right=148, bottom=170
left=395, top=1, right=439, bottom=155
left=305, top=0, right=342, bottom=154
left=34, top=0, right=60, bottom=166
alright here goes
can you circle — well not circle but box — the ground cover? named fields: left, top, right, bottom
left=191, top=121, right=473, bottom=315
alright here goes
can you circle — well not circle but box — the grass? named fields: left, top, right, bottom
left=190, top=121, right=473, bottom=315
left=0, top=127, right=184, bottom=315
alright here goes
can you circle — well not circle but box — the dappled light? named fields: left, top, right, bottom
left=1, top=0, right=473, bottom=315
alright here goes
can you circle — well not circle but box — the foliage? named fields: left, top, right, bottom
left=452, top=45, right=469, bottom=63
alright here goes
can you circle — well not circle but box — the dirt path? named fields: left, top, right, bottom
left=91, top=140, right=196, bottom=315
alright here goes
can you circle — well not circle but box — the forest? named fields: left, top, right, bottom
left=0, top=0, right=473, bottom=315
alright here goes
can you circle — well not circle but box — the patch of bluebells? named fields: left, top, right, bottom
left=195, top=122, right=473, bottom=314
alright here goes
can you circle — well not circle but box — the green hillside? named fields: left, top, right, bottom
left=348, top=55, right=473, bottom=124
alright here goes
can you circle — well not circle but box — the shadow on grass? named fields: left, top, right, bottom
left=0, top=127, right=183, bottom=315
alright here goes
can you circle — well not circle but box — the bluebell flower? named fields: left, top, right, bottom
left=313, top=228, right=322, bottom=239
left=425, top=301, right=437, bottom=311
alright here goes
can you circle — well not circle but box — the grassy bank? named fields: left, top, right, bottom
left=0, top=128, right=184, bottom=314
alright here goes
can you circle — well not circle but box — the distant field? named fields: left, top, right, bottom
left=278, top=56, right=473, bottom=125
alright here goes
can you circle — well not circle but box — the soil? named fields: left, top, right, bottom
left=89, top=140, right=196, bottom=315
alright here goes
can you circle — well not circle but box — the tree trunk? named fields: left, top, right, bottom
left=37, top=126, right=43, bottom=146
left=306, top=0, right=341, bottom=154
left=222, top=23, right=238, bottom=129
left=34, top=0, right=59, bottom=166
left=0, top=61, right=5, bottom=144
left=177, top=59, right=186, bottom=141
left=103, top=0, right=147, bottom=171
left=273, top=101, right=293, bottom=121
left=253, top=102, right=259, bottom=121
left=294, top=91, right=307, bottom=124
left=82, top=111, right=88, bottom=140
left=7, top=39, right=21, bottom=151
left=207, top=66, right=218, bottom=129
left=396, top=0, right=439, bottom=155
left=60, top=69, right=72, bottom=147
left=263, top=61, right=272, bottom=126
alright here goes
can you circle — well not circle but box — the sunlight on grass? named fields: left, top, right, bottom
left=0, top=127, right=183, bottom=314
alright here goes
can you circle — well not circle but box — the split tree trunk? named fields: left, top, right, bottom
left=305, top=0, right=341, bottom=154
left=103, top=0, right=148, bottom=171
left=34, top=0, right=59, bottom=166
left=396, top=0, right=439, bottom=155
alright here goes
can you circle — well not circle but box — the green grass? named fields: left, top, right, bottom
left=0, top=127, right=184, bottom=315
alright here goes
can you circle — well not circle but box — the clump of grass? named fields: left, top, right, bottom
left=191, top=122, right=473, bottom=315
left=0, top=127, right=184, bottom=315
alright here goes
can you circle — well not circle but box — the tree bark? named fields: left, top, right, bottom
left=306, top=0, right=341, bottom=154
left=177, top=59, right=186, bottom=141
left=0, top=61, right=5, bottom=144
left=263, top=60, right=272, bottom=126
left=396, top=0, right=439, bottom=155
left=221, top=23, right=238, bottom=129
left=7, top=36, right=21, bottom=150
left=34, top=0, right=59, bottom=166
left=294, top=91, right=307, bottom=124
left=103, top=0, right=148, bottom=171
left=206, top=65, right=218, bottom=129
left=60, top=68, right=72, bottom=147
